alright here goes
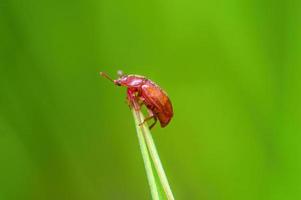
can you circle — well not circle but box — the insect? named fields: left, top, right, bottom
left=100, top=71, right=173, bottom=129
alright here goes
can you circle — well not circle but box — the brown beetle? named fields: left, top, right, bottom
left=100, top=71, right=173, bottom=129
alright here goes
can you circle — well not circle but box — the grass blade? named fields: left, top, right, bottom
left=132, top=108, right=161, bottom=200
left=131, top=107, right=175, bottom=200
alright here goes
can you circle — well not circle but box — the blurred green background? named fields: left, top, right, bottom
left=1, top=0, right=301, bottom=199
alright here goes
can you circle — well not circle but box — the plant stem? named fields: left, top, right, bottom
left=140, top=121, right=175, bottom=200
left=132, top=108, right=160, bottom=200
left=131, top=105, right=175, bottom=200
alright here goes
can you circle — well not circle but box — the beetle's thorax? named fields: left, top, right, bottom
left=115, top=75, right=145, bottom=88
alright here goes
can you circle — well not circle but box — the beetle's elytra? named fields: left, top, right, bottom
left=100, top=71, right=173, bottom=129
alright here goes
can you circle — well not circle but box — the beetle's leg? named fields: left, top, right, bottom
left=126, top=96, right=143, bottom=109
left=134, top=88, right=144, bottom=106
left=139, top=108, right=157, bottom=129
left=148, top=116, right=157, bottom=130
left=127, top=88, right=140, bottom=110
left=139, top=115, right=154, bottom=125
left=139, top=108, right=154, bottom=126
left=137, top=96, right=145, bottom=106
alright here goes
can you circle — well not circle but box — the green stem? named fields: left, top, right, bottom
left=131, top=106, right=175, bottom=200
left=140, top=120, right=175, bottom=200
left=132, top=108, right=160, bottom=200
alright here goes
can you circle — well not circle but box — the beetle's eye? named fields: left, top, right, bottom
left=114, top=80, right=121, bottom=86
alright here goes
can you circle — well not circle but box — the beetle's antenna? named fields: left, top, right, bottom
left=100, top=72, right=115, bottom=83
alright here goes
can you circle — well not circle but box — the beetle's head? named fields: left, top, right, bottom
left=100, top=71, right=127, bottom=87
left=100, top=71, right=145, bottom=88
left=114, top=70, right=127, bottom=86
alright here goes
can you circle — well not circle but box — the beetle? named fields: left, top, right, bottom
left=100, top=71, right=173, bottom=129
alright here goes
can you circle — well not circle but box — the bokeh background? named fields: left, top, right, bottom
left=1, top=0, right=301, bottom=199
